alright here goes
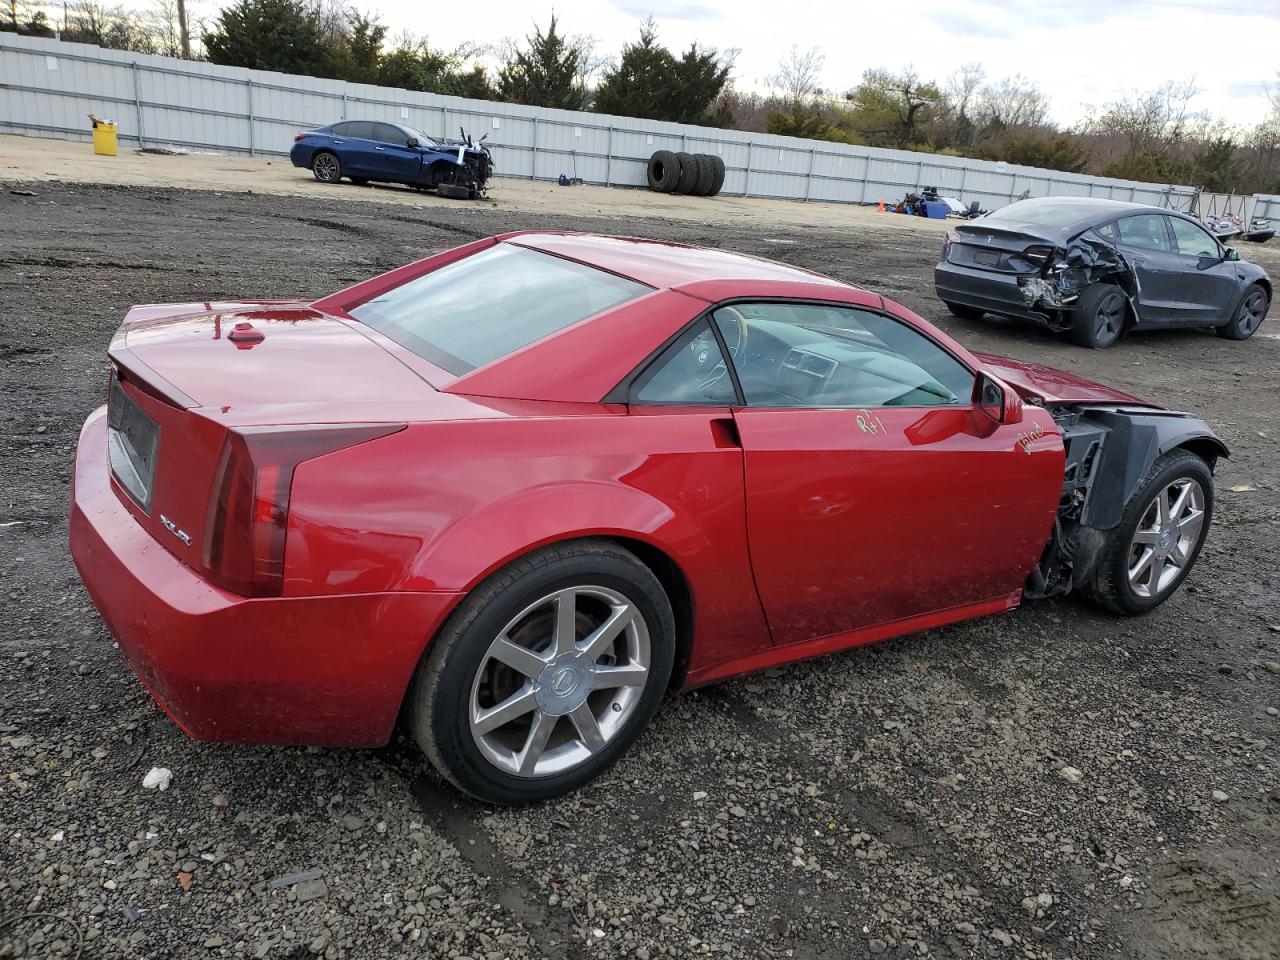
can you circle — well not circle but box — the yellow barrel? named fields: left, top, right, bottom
left=91, top=120, right=118, bottom=157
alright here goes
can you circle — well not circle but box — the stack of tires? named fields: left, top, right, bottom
left=646, top=150, right=726, bottom=197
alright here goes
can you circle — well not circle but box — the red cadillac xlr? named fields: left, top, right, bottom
left=71, top=233, right=1224, bottom=804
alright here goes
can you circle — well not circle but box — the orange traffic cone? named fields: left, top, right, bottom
left=877, top=201, right=885, bottom=213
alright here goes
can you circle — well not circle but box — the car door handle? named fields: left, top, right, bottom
left=331, top=139, right=343, bottom=144
left=375, top=146, right=385, bottom=151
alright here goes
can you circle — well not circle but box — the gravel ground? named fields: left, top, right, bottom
left=1, top=179, right=1279, bottom=960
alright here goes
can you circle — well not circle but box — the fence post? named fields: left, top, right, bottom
left=531, top=118, right=539, bottom=180
left=1045, top=175, right=1054, bottom=198
left=340, top=93, right=347, bottom=121
left=958, top=165, right=968, bottom=204
left=246, top=79, right=255, bottom=157
left=131, top=61, right=145, bottom=148
left=743, top=142, right=753, bottom=197
left=804, top=148, right=815, bottom=202
left=605, top=126, right=613, bottom=187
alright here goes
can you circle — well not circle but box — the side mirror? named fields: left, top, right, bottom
left=406, top=137, right=420, bottom=148
left=1224, top=247, right=1240, bottom=262
left=973, top=373, right=1022, bottom=425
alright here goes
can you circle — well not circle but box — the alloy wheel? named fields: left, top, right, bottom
left=313, top=155, right=339, bottom=182
left=468, top=586, right=650, bottom=778
left=1095, top=292, right=1125, bottom=342
left=1237, top=290, right=1267, bottom=336
left=1126, top=478, right=1205, bottom=599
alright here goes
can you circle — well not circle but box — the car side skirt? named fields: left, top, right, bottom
left=681, top=592, right=1020, bottom=689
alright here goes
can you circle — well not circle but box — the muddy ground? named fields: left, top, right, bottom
left=1, top=179, right=1278, bottom=960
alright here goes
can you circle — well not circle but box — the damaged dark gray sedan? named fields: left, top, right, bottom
left=934, top=197, right=1271, bottom=348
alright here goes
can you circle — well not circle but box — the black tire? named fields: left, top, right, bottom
left=705, top=154, right=727, bottom=196
left=436, top=183, right=471, bottom=200
left=647, top=150, right=680, bottom=193
left=1083, top=449, right=1214, bottom=616
left=349, top=177, right=369, bottom=186
left=311, top=151, right=341, bottom=184
left=409, top=540, right=676, bottom=805
left=1216, top=282, right=1268, bottom=340
left=1069, top=282, right=1127, bottom=348
left=673, top=152, right=699, bottom=194
left=943, top=301, right=985, bottom=321
left=692, top=154, right=717, bottom=196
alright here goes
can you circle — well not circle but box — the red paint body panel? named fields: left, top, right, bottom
left=732, top=404, right=1062, bottom=646
left=71, top=407, right=459, bottom=746
left=972, top=351, right=1156, bottom=407
left=69, top=232, right=1134, bottom=750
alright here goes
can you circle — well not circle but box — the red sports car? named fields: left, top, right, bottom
left=71, top=233, right=1225, bottom=804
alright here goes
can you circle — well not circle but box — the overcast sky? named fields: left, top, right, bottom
left=199, top=0, right=1279, bottom=127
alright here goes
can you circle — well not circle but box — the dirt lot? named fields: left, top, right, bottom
left=2, top=138, right=1279, bottom=960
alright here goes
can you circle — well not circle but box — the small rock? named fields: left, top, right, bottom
left=1212, top=790, right=1229, bottom=803
left=869, top=938, right=887, bottom=954
left=1264, top=662, right=1280, bottom=675
left=294, top=878, right=329, bottom=902
left=8, top=736, right=33, bottom=749
left=728, top=805, right=747, bottom=818
left=204, top=934, right=225, bottom=948
left=1058, top=766, right=1084, bottom=784
left=991, top=928, right=1013, bottom=946
left=212, top=794, right=229, bottom=808
left=693, top=790, right=707, bottom=801
left=1266, top=707, right=1278, bottom=717
left=178, top=871, right=193, bottom=891
left=341, top=815, right=364, bottom=831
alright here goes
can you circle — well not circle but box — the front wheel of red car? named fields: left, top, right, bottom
left=409, top=540, right=676, bottom=805
left=1084, top=449, right=1214, bottom=615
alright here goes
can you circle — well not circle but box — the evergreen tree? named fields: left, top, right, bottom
left=497, top=15, right=588, bottom=110
left=204, top=0, right=334, bottom=78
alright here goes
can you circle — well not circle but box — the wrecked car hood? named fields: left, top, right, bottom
left=975, top=352, right=1158, bottom=407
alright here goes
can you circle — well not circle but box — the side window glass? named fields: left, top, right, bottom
left=1094, top=222, right=1118, bottom=243
left=1115, top=215, right=1172, bottom=252
left=1168, top=217, right=1219, bottom=258
left=344, top=121, right=375, bottom=140
left=631, top=319, right=736, bottom=405
left=712, top=303, right=973, bottom=408
left=329, top=122, right=352, bottom=136
left=374, top=123, right=405, bottom=144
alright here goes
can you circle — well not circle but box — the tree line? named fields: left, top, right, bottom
left=5, top=0, right=1279, bottom=194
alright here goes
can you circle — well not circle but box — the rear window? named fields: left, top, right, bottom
left=350, top=245, right=651, bottom=374
left=993, top=201, right=1090, bottom=227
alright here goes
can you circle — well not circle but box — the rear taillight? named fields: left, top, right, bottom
left=1023, top=245, right=1055, bottom=264
left=293, top=133, right=307, bottom=142
left=203, top=424, right=404, bottom=597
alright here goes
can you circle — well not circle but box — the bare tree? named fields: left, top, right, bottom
left=946, top=63, right=985, bottom=122
left=980, top=74, right=1049, bottom=129
left=1083, top=79, right=1203, bottom=156
left=770, top=45, right=824, bottom=107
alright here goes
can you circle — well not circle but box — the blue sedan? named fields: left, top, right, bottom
left=290, top=121, right=495, bottom=199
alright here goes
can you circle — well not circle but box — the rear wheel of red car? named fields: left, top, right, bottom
left=1084, top=449, right=1214, bottom=615
left=1216, top=283, right=1268, bottom=340
left=1069, top=282, right=1127, bottom=348
left=311, top=151, right=341, bottom=184
left=409, top=540, right=676, bottom=805
left=942, top=301, right=985, bottom=321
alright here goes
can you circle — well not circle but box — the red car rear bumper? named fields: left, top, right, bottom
left=69, top=406, right=460, bottom=747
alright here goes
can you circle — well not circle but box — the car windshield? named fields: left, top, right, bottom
left=993, top=201, right=1092, bottom=227
left=403, top=125, right=436, bottom=146
left=350, top=245, right=651, bottom=374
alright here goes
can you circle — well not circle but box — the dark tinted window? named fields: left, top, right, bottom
left=1094, top=222, right=1119, bottom=242
left=350, top=245, right=650, bottom=374
left=631, top=320, right=736, bottom=405
left=328, top=122, right=354, bottom=136
left=1168, top=217, right=1219, bottom=258
left=373, top=123, right=407, bottom=144
left=994, top=200, right=1093, bottom=227
left=340, top=121, right=376, bottom=140
left=1116, top=215, right=1172, bottom=252
left=713, top=302, right=973, bottom=408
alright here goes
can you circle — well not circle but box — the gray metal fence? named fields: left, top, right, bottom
left=1, top=32, right=1205, bottom=212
